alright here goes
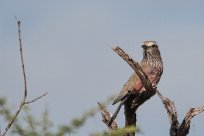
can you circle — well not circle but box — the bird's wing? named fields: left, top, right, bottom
left=112, top=73, right=137, bottom=105
left=113, top=64, right=154, bottom=105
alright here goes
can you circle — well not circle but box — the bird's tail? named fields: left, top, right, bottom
left=108, top=92, right=133, bottom=127
left=108, top=97, right=126, bottom=127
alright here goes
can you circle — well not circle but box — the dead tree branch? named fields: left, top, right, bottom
left=156, top=91, right=179, bottom=136
left=0, top=19, right=47, bottom=136
left=157, top=90, right=204, bottom=136
left=98, top=102, right=138, bottom=136
left=98, top=102, right=118, bottom=130
left=178, top=106, right=204, bottom=135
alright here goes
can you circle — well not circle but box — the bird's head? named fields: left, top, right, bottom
left=142, top=41, right=158, bottom=50
left=141, top=40, right=162, bottom=63
left=141, top=41, right=160, bottom=54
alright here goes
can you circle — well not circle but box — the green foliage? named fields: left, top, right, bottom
left=0, top=97, right=54, bottom=136
left=90, top=126, right=140, bottom=136
left=0, top=96, right=140, bottom=136
left=0, top=97, right=6, bottom=106
left=55, top=95, right=117, bottom=136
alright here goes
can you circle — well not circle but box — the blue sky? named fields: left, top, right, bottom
left=1, top=1, right=204, bottom=136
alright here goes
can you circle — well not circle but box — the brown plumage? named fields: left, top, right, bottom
left=108, top=41, right=163, bottom=126
left=113, top=41, right=163, bottom=105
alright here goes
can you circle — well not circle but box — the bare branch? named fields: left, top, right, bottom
left=156, top=91, right=179, bottom=125
left=1, top=19, right=27, bottom=136
left=1, top=19, right=47, bottom=136
left=97, top=102, right=117, bottom=130
left=1, top=102, right=24, bottom=136
left=157, top=90, right=204, bottom=136
left=178, top=106, right=204, bottom=136
left=25, top=92, right=48, bottom=104
left=17, top=20, right=28, bottom=100
left=156, top=91, right=179, bottom=136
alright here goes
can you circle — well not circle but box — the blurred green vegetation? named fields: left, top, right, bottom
left=90, top=126, right=140, bottom=136
left=0, top=96, right=140, bottom=136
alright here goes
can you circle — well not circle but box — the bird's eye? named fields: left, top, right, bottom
left=142, top=45, right=146, bottom=49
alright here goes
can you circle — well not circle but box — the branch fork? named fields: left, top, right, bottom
left=0, top=19, right=47, bottom=136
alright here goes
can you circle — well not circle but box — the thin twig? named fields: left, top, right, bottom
left=25, top=92, right=48, bottom=104
left=1, top=19, right=27, bottom=136
left=0, top=104, right=26, bottom=136
left=17, top=20, right=28, bottom=100
left=1, top=100, right=24, bottom=136
left=1, top=19, right=47, bottom=136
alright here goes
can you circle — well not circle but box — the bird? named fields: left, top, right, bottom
left=108, top=41, right=163, bottom=126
